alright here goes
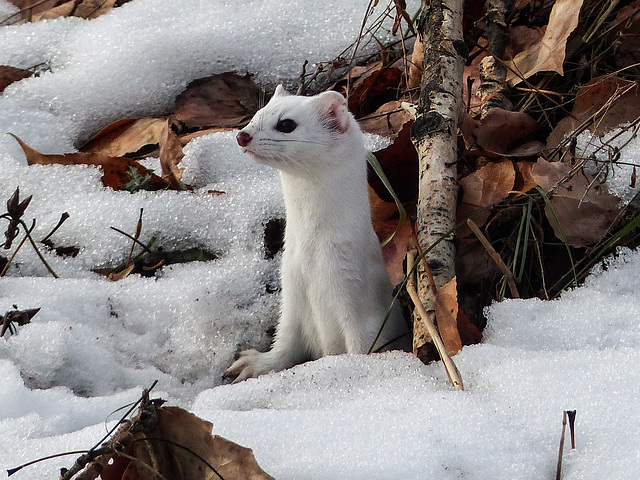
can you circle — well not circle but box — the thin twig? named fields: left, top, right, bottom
left=466, top=219, right=520, bottom=299
left=41, top=212, right=70, bottom=244
left=0, top=219, right=33, bottom=277
left=406, top=249, right=464, bottom=390
left=22, top=219, right=58, bottom=278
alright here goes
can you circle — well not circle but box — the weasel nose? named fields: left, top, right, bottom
left=236, top=131, right=252, bottom=147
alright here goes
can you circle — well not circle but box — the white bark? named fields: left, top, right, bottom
left=410, top=0, right=465, bottom=359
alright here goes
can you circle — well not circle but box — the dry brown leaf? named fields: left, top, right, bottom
left=332, top=61, right=403, bottom=117
left=347, top=65, right=403, bottom=117
left=369, top=120, right=418, bottom=203
left=31, top=0, right=75, bottom=21
left=407, top=37, right=423, bottom=89
left=9, top=0, right=117, bottom=21
left=132, top=406, right=275, bottom=480
left=531, top=158, right=620, bottom=247
left=610, top=1, right=640, bottom=70
left=0, top=65, right=33, bottom=92
left=80, top=117, right=167, bottom=157
left=506, top=0, right=584, bottom=84
left=474, top=109, right=544, bottom=158
left=159, top=120, right=188, bottom=191
left=172, top=73, right=261, bottom=130
left=10, top=134, right=168, bottom=191
left=108, top=264, right=135, bottom=282
left=8, top=0, right=60, bottom=18
left=458, top=158, right=515, bottom=233
left=434, top=277, right=462, bottom=356
left=73, top=0, right=117, bottom=19
left=513, top=160, right=537, bottom=194
left=462, top=46, right=491, bottom=117
left=547, top=76, right=640, bottom=148
left=369, top=185, right=412, bottom=285
left=358, top=100, right=411, bottom=138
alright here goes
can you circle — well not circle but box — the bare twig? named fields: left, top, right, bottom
left=556, top=410, right=577, bottom=480
left=406, top=249, right=464, bottom=390
left=466, top=219, right=520, bottom=299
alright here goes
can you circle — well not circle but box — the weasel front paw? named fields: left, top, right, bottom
left=224, top=349, right=275, bottom=383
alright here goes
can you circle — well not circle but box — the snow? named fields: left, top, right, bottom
left=1, top=0, right=639, bottom=479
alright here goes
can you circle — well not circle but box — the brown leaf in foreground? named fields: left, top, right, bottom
left=130, top=406, right=275, bottom=480
left=10, top=134, right=168, bottom=191
left=531, top=158, right=620, bottom=247
left=0, top=65, right=33, bottom=92
left=369, top=185, right=412, bottom=286
left=9, top=0, right=117, bottom=21
left=474, top=109, right=544, bottom=158
left=80, top=117, right=167, bottom=158
left=369, top=120, right=419, bottom=203
left=358, top=100, right=411, bottom=138
left=506, top=0, right=584, bottom=83
left=172, top=73, right=261, bottom=130
left=547, top=76, right=640, bottom=148
left=159, top=120, right=189, bottom=190
left=434, top=277, right=462, bottom=356
left=458, top=159, right=515, bottom=234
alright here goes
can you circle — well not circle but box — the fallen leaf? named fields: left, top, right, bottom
left=462, top=45, right=491, bottom=117
left=108, top=264, right=135, bottom=282
left=547, top=76, right=640, bottom=148
left=10, top=134, right=168, bottom=191
left=0, top=65, right=32, bottom=92
left=31, top=0, right=75, bottom=21
left=474, top=109, right=543, bottom=158
left=358, top=100, right=411, bottom=138
left=513, top=160, right=537, bottom=194
left=73, top=0, right=117, bottom=19
left=610, top=0, right=640, bottom=70
left=369, top=185, right=412, bottom=285
left=506, top=0, right=584, bottom=84
left=435, top=277, right=462, bottom=356
left=531, top=158, right=620, bottom=247
left=132, top=406, right=275, bottom=480
left=172, top=73, right=261, bottom=130
left=505, top=25, right=544, bottom=59
left=80, top=117, right=167, bottom=157
left=332, top=61, right=404, bottom=117
left=407, top=36, right=423, bottom=89
left=159, top=120, right=188, bottom=190
left=369, top=120, right=418, bottom=203
left=7, top=0, right=60, bottom=18
left=458, top=158, right=516, bottom=233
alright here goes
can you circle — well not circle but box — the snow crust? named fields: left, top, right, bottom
left=1, top=0, right=640, bottom=479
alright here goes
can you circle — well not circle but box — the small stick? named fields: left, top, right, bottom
left=41, top=212, right=70, bottom=244
left=125, top=209, right=144, bottom=267
left=556, top=411, right=567, bottom=480
left=406, top=249, right=464, bottom=390
left=466, top=219, right=520, bottom=299
left=0, top=222, right=31, bottom=277
left=567, top=410, right=577, bottom=449
left=556, top=410, right=576, bottom=480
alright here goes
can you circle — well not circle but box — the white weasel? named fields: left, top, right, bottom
left=226, top=85, right=409, bottom=382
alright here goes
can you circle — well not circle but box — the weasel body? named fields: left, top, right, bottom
left=226, top=86, right=408, bottom=382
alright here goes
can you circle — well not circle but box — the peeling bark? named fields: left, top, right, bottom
left=410, top=0, right=466, bottom=361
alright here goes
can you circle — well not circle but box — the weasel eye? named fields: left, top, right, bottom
left=275, top=119, right=297, bottom=133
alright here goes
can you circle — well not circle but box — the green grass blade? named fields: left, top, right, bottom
left=536, top=186, right=578, bottom=288
left=366, top=152, right=407, bottom=247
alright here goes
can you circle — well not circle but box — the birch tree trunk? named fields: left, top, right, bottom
left=410, top=0, right=466, bottom=361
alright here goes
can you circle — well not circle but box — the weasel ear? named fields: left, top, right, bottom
left=273, top=84, right=291, bottom=98
left=315, top=91, right=351, bottom=134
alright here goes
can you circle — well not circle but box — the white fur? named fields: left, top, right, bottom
left=226, top=86, right=409, bottom=382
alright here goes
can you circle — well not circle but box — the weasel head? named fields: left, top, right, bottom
left=236, top=85, right=364, bottom=175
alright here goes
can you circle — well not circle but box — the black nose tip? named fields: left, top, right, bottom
left=236, top=131, right=252, bottom=147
